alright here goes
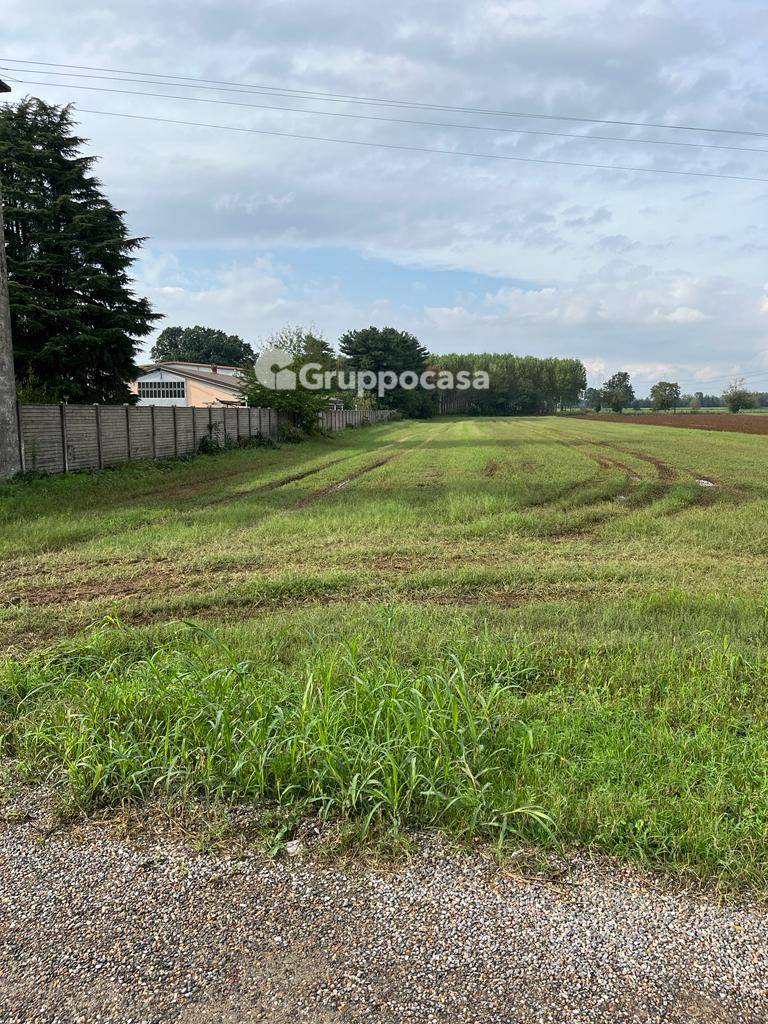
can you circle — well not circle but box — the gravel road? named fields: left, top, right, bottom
left=1, top=793, right=766, bottom=1024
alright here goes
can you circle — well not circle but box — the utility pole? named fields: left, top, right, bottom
left=0, top=78, right=20, bottom=479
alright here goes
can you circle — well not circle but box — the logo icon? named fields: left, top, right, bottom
left=254, top=348, right=296, bottom=390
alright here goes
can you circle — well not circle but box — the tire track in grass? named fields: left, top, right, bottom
left=197, top=429, right=420, bottom=509
left=199, top=454, right=361, bottom=508
left=510, top=424, right=679, bottom=536
left=292, top=426, right=445, bottom=508
left=294, top=456, right=398, bottom=507
left=545, top=427, right=734, bottom=524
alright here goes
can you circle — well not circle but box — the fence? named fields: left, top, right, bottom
left=317, top=408, right=392, bottom=432
left=14, top=403, right=394, bottom=475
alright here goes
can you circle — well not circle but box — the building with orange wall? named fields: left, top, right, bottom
left=130, top=362, right=246, bottom=406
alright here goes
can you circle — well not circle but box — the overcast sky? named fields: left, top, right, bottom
left=3, top=0, right=768, bottom=392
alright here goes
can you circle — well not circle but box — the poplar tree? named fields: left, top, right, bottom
left=0, top=98, right=159, bottom=403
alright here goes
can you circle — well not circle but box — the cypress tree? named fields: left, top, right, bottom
left=0, top=98, right=159, bottom=403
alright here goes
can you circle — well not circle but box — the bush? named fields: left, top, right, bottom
left=277, top=423, right=309, bottom=444
left=723, top=380, right=756, bottom=414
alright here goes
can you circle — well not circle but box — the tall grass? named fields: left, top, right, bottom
left=0, top=624, right=551, bottom=844
left=3, top=618, right=768, bottom=887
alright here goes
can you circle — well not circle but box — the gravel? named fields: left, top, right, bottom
left=1, top=790, right=766, bottom=1024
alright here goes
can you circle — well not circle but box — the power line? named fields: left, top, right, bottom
left=3, top=91, right=768, bottom=185
left=621, top=366, right=768, bottom=389
left=677, top=369, right=768, bottom=387
left=5, top=72, right=768, bottom=158
left=2, top=56, right=767, bottom=139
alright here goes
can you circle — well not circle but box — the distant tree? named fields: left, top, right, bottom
left=584, top=387, right=604, bottom=412
left=340, top=325, right=433, bottom=417
left=1, top=98, right=159, bottom=403
left=151, top=325, right=254, bottom=366
left=690, top=392, right=722, bottom=408
left=650, top=380, right=681, bottom=412
left=689, top=396, right=702, bottom=414
left=723, top=379, right=756, bottom=413
left=239, top=325, right=337, bottom=433
left=553, top=358, right=588, bottom=410
left=602, top=372, right=635, bottom=413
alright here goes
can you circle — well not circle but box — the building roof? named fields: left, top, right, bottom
left=139, top=359, right=242, bottom=372
left=137, top=362, right=244, bottom=394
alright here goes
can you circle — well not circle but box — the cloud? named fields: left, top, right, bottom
left=3, top=0, right=767, bottom=388
left=656, top=306, right=709, bottom=324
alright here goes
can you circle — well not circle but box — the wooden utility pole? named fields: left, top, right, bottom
left=0, top=78, right=20, bottom=479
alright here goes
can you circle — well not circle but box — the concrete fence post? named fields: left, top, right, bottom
left=124, top=404, right=131, bottom=461
left=15, top=400, right=24, bottom=472
left=59, top=403, right=69, bottom=473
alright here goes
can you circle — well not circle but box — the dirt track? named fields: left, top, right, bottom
left=583, top=413, right=768, bottom=435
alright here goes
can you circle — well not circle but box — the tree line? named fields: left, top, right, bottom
left=428, top=353, right=587, bottom=415
left=585, top=374, right=765, bottom=414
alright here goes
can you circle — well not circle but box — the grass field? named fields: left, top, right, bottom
left=2, top=416, right=768, bottom=887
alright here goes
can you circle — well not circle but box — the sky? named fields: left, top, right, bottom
left=3, top=0, right=768, bottom=394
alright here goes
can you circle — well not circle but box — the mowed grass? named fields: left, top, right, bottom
left=2, top=416, right=768, bottom=887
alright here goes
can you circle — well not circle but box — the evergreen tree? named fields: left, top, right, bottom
left=0, top=98, right=159, bottom=403
left=340, top=325, right=432, bottom=416
left=151, top=325, right=254, bottom=366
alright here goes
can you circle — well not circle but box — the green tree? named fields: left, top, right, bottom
left=602, top=372, right=635, bottom=413
left=430, top=352, right=589, bottom=416
left=239, top=325, right=336, bottom=433
left=553, top=358, right=588, bottom=410
left=650, top=380, right=681, bottom=412
left=0, top=98, right=159, bottom=403
left=150, top=325, right=254, bottom=366
left=723, top=379, right=756, bottom=413
left=340, top=325, right=433, bottom=417
left=584, top=387, right=604, bottom=412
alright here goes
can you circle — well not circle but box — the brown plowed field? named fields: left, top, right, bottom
left=583, top=413, right=768, bottom=435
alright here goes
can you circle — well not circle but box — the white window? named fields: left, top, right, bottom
left=138, top=380, right=186, bottom=399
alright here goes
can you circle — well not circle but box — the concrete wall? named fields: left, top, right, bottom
left=14, top=404, right=394, bottom=476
